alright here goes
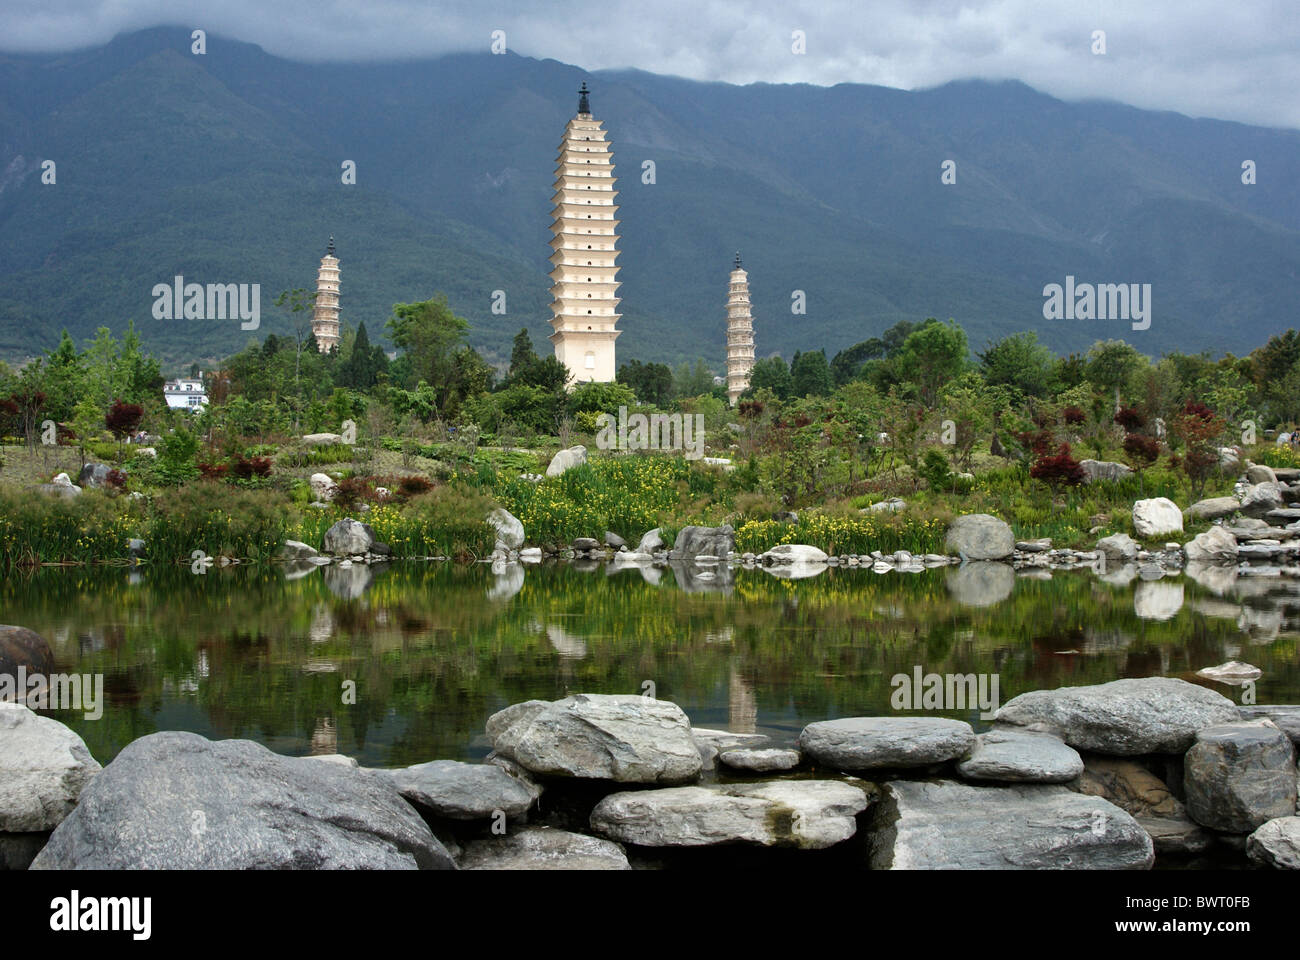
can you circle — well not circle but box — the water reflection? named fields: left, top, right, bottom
left=3, top=560, right=1298, bottom=768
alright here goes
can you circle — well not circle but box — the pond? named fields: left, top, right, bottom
left=3, top=559, right=1296, bottom=768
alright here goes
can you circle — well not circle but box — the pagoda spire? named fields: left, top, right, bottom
left=547, top=84, right=621, bottom=385
left=311, top=239, right=340, bottom=353
left=725, top=254, right=755, bottom=405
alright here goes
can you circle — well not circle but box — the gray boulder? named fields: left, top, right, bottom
left=0, top=703, right=101, bottom=832
left=322, top=517, right=374, bottom=556
left=669, top=525, right=735, bottom=560
left=1183, top=525, right=1238, bottom=562
left=956, top=729, right=1083, bottom=783
left=459, top=826, right=630, bottom=870
left=1080, top=460, right=1133, bottom=483
left=867, top=780, right=1153, bottom=869
left=760, top=544, right=829, bottom=565
left=1246, top=817, right=1300, bottom=869
left=545, top=445, right=587, bottom=477
left=378, top=759, right=541, bottom=820
left=309, top=472, right=338, bottom=502
left=634, top=528, right=665, bottom=554
left=590, top=780, right=869, bottom=850
left=1240, top=481, right=1286, bottom=518
left=488, top=694, right=702, bottom=784
left=30, top=732, right=455, bottom=869
left=487, top=507, right=525, bottom=552
left=1132, top=497, right=1183, bottom=538
left=1071, top=755, right=1209, bottom=854
left=1185, top=496, right=1241, bottom=521
left=0, top=624, right=54, bottom=679
left=799, top=716, right=975, bottom=770
left=717, top=748, right=802, bottom=773
left=279, top=539, right=319, bottom=561
left=944, top=514, right=1014, bottom=560
left=1183, top=720, right=1296, bottom=833
left=77, top=462, right=114, bottom=489
left=1246, top=463, right=1279, bottom=485
left=994, top=677, right=1240, bottom=755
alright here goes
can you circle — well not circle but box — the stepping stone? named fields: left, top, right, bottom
left=956, top=729, right=1083, bottom=783
left=459, top=826, right=630, bottom=870
left=800, top=717, right=975, bottom=771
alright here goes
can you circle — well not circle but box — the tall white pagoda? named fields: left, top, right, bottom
left=548, top=82, right=621, bottom=385
left=311, top=235, right=341, bottom=353
left=725, top=252, right=755, bottom=404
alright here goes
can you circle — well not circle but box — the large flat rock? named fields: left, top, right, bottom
left=459, top=826, right=630, bottom=870
left=800, top=717, right=975, bottom=770
left=993, top=678, right=1240, bottom=755
left=590, top=780, right=870, bottom=850
left=945, top=514, right=1014, bottom=560
left=378, top=759, right=541, bottom=820
left=956, top=729, right=1083, bottom=783
left=0, top=703, right=101, bottom=833
left=488, top=694, right=703, bottom=784
left=30, top=732, right=455, bottom=869
left=868, top=780, right=1154, bottom=869
left=1238, top=705, right=1300, bottom=744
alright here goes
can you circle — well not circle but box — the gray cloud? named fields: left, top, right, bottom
left=3, top=0, right=1297, bottom=128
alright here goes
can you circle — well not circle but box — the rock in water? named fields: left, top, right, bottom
left=1096, top=533, right=1139, bottom=561
left=799, top=717, right=975, bottom=770
left=1132, top=498, right=1183, bottom=538
left=0, top=703, right=101, bottom=833
left=868, top=780, right=1153, bottom=869
left=994, top=677, right=1239, bottom=755
left=1239, top=482, right=1286, bottom=518
left=378, top=759, right=540, bottom=820
left=486, top=507, right=525, bottom=552
left=717, top=748, right=802, bottom=773
left=545, top=445, right=587, bottom=477
left=760, top=544, right=829, bottom=565
left=321, top=517, right=374, bottom=556
left=1071, top=755, right=1211, bottom=854
left=1238, top=705, right=1300, bottom=744
left=459, top=826, right=630, bottom=870
left=30, top=732, right=455, bottom=869
left=1246, top=817, right=1300, bottom=869
left=1195, top=661, right=1262, bottom=684
left=590, top=780, right=869, bottom=849
left=487, top=694, right=703, bottom=784
left=279, top=539, right=319, bottom=561
left=944, top=514, right=1014, bottom=560
left=668, top=525, right=736, bottom=560
left=956, top=729, right=1083, bottom=783
left=1183, top=720, right=1296, bottom=833
left=0, top=624, right=54, bottom=679
left=634, top=528, right=665, bottom=554
left=1183, top=525, right=1239, bottom=562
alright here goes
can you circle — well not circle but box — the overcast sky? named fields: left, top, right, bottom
left=4, top=0, right=1298, bottom=129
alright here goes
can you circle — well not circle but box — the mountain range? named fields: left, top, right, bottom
left=1, top=26, right=1297, bottom=371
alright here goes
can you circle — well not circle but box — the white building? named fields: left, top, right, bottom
left=549, top=82, right=622, bottom=386
left=164, top=377, right=208, bottom=410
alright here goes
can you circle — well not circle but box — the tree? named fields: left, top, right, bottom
left=386, top=295, right=471, bottom=413
left=830, top=338, right=885, bottom=386
left=617, top=359, right=673, bottom=406
left=671, top=359, right=716, bottom=400
left=273, top=288, right=319, bottom=401
left=979, top=331, right=1055, bottom=397
left=790, top=349, right=833, bottom=397
left=895, top=319, right=968, bottom=406
left=106, top=399, right=144, bottom=459
left=1170, top=400, right=1226, bottom=499
left=337, top=322, right=386, bottom=391
left=509, top=328, right=539, bottom=378
left=747, top=356, right=792, bottom=400
left=1086, top=339, right=1146, bottom=412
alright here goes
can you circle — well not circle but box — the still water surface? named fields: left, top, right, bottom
left=3, top=560, right=1296, bottom=767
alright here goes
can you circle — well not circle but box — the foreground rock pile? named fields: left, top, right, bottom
left=5, top=676, right=1298, bottom=871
